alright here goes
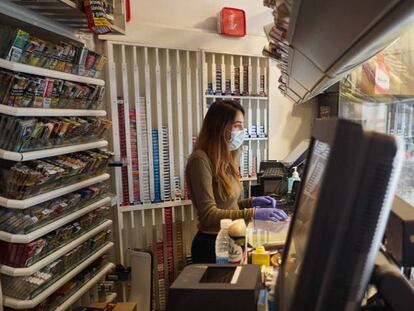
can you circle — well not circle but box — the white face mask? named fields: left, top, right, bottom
left=229, top=130, right=244, bottom=150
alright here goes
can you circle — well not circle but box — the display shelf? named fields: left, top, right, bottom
left=205, top=95, right=268, bottom=100
left=0, top=104, right=107, bottom=117
left=3, top=243, right=114, bottom=309
left=0, top=140, right=108, bottom=161
left=111, top=24, right=126, bottom=35
left=0, top=58, right=105, bottom=86
left=55, top=263, right=116, bottom=311
left=0, top=220, right=112, bottom=276
left=0, top=0, right=82, bottom=45
left=11, top=0, right=125, bottom=35
left=120, top=200, right=192, bottom=212
left=0, top=196, right=111, bottom=243
left=0, top=173, right=110, bottom=209
left=245, top=138, right=268, bottom=141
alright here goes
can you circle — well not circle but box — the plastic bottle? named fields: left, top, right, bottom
left=288, top=166, right=301, bottom=194
left=215, top=219, right=232, bottom=264
left=228, top=219, right=247, bottom=264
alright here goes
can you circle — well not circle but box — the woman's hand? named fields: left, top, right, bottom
left=254, top=208, right=288, bottom=222
left=252, top=196, right=277, bottom=208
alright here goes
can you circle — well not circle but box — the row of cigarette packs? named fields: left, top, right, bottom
left=0, top=26, right=107, bottom=78
left=2, top=229, right=111, bottom=300
left=206, top=66, right=267, bottom=97
left=0, top=114, right=111, bottom=152
left=0, top=149, right=111, bottom=200
left=0, top=69, right=105, bottom=110
left=117, top=97, right=184, bottom=206
left=0, top=182, right=109, bottom=235
left=32, top=256, right=109, bottom=311
left=240, top=145, right=258, bottom=178
left=0, top=206, right=110, bottom=269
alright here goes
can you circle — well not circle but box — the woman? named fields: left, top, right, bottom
left=186, top=100, right=288, bottom=263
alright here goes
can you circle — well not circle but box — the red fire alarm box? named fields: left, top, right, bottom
left=217, top=7, right=246, bottom=37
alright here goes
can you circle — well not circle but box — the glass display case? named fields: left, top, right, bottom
left=338, top=27, right=414, bottom=207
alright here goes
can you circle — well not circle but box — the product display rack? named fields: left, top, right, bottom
left=0, top=173, right=110, bottom=209
left=0, top=58, right=105, bottom=86
left=0, top=0, right=82, bottom=45
left=0, top=140, right=108, bottom=162
left=105, top=41, right=203, bottom=308
left=0, top=6, right=115, bottom=309
left=201, top=51, right=269, bottom=199
left=0, top=220, right=112, bottom=277
left=0, top=105, right=107, bottom=117
left=10, top=0, right=126, bottom=35
left=119, top=200, right=193, bottom=213
left=0, top=197, right=111, bottom=243
left=3, top=242, right=114, bottom=309
left=55, top=262, right=116, bottom=311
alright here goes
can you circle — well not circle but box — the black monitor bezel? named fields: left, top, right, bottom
left=276, top=118, right=369, bottom=310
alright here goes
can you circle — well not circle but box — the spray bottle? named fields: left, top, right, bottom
left=288, top=166, right=301, bottom=194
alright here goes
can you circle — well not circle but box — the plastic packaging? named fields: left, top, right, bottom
left=215, top=219, right=232, bottom=264
left=2, top=229, right=111, bottom=300
left=0, top=149, right=111, bottom=200
left=288, top=166, right=301, bottom=193
left=0, top=26, right=107, bottom=79
left=228, top=219, right=247, bottom=264
left=0, top=206, right=111, bottom=268
left=252, top=245, right=270, bottom=267
left=0, top=115, right=111, bottom=153
left=0, top=182, right=109, bottom=234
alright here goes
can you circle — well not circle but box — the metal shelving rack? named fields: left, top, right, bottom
left=0, top=2, right=116, bottom=309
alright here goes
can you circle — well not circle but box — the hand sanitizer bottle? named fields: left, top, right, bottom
left=288, top=166, right=301, bottom=194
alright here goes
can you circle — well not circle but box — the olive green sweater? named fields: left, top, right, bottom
left=186, top=149, right=254, bottom=234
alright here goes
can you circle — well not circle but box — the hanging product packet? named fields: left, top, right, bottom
left=84, top=0, right=112, bottom=34
left=228, top=219, right=247, bottom=264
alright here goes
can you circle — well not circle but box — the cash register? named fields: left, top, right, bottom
left=251, top=139, right=309, bottom=214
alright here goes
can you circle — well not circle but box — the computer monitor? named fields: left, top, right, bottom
left=275, top=118, right=404, bottom=311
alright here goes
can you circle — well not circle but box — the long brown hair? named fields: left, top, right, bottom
left=194, top=100, right=245, bottom=200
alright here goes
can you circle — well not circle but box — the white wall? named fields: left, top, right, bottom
left=268, top=60, right=317, bottom=159
left=102, top=0, right=273, bottom=56
left=101, top=0, right=318, bottom=157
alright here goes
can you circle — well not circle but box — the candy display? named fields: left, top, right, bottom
left=0, top=114, right=111, bottom=152
left=2, top=229, right=111, bottom=300
left=0, top=69, right=105, bottom=110
left=0, top=206, right=111, bottom=268
left=0, top=182, right=110, bottom=235
left=0, top=149, right=111, bottom=200
left=0, top=26, right=107, bottom=78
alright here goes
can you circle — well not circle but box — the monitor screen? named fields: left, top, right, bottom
left=275, top=119, right=403, bottom=311
left=282, top=140, right=331, bottom=310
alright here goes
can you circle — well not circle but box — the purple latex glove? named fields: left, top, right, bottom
left=254, top=208, right=288, bottom=222
left=252, top=196, right=277, bottom=208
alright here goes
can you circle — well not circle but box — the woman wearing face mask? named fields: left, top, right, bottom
left=186, top=100, right=288, bottom=263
